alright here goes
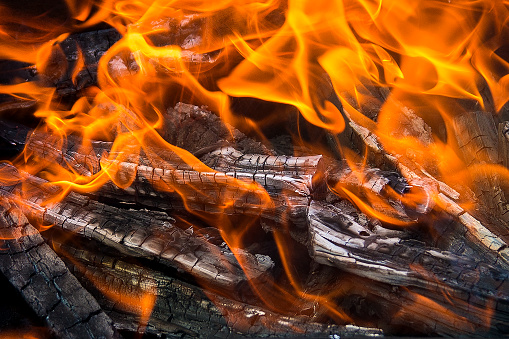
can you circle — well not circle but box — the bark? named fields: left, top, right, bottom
left=0, top=197, right=118, bottom=338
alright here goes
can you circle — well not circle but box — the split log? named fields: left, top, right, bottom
left=0, top=164, right=273, bottom=290
left=0, top=197, right=119, bottom=338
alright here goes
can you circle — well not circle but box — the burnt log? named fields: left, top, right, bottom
left=0, top=197, right=118, bottom=338
left=2, top=99, right=509, bottom=337
left=342, top=106, right=509, bottom=267
left=0, top=107, right=321, bottom=229
left=56, top=241, right=383, bottom=338
left=0, top=20, right=220, bottom=101
left=0, top=164, right=273, bottom=290
left=0, top=28, right=121, bottom=100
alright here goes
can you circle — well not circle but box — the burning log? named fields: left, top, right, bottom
left=0, top=21, right=220, bottom=100
left=0, top=104, right=323, bottom=230
left=308, top=200, right=509, bottom=335
left=0, top=164, right=273, bottom=290
left=2, top=99, right=509, bottom=336
left=0, top=28, right=121, bottom=100
left=453, top=110, right=509, bottom=240
left=342, top=107, right=509, bottom=267
left=55, top=241, right=382, bottom=338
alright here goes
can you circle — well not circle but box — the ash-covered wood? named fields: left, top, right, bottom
left=308, top=200, right=509, bottom=312
left=342, top=107, right=509, bottom=267
left=0, top=105, right=322, bottom=228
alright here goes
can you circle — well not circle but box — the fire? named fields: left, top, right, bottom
left=0, top=0, right=508, bottom=334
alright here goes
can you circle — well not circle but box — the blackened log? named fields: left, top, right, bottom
left=58, top=242, right=384, bottom=338
left=0, top=20, right=220, bottom=103
left=0, top=111, right=318, bottom=228
left=308, top=200, right=507, bottom=285
left=0, top=28, right=121, bottom=99
left=0, top=197, right=119, bottom=338
left=201, top=146, right=323, bottom=176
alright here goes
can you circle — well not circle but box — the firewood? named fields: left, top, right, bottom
left=0, top=164, right=273, bottom=290
left=309, top=265, right=508, bottom=337
left=452, top=111, right=509, bottom=241
left=308, top=199, right=509, bottom=298
left=0, top=29, right=121, bottom=98
left=342, top=107, right=509, bottom=267
left=2, top=99, right=508, bottom=336
left=0, top=112, right=317, bottom=228
left=56, top=240, right=384, bottom=338
left=164, top=102, right=270, bottom=156
left=0, top=197, right=119, bottom=338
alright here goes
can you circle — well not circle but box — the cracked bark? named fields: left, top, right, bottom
left=1, top=101, right=509, bottom=336
left=0, top=197, right=118, bottom=338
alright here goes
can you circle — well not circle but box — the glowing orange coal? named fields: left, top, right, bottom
left=0, top=0, right=508, bottom=334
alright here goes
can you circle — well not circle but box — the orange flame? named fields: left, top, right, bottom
left=0, top=0, right=508, bottom=331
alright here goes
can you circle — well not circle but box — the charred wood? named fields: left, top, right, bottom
left=308, top=200, right=509, bottom=300
left=56, top=241, right=383, bottom=338
left=0, top=166, right=273, bottom=290
left=453, top=111, right=509, bottom=241
left=342, top=107, right=509, bottom=267
left=310, top=265, right=508, bottom=337
left=0, top=108, right=321, bottom=228
left=0, top=197, right=118, bottom=338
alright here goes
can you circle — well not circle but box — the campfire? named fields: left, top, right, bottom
left=0, top=0, right=509, bottom=337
